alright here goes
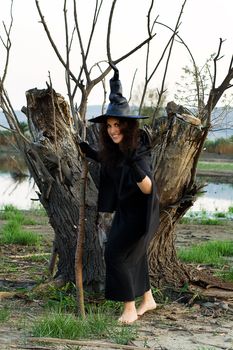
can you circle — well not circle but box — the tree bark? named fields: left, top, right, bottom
left=24, top=88, right=105, bottom=289
left=22, top=88, right=233, bottom=293
left=148, top=115, right=209, bottom=287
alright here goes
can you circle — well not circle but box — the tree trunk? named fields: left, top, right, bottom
left=148, top=115, right=204, bottom=287
left=22, top=88, right=232, bottom=293
left=24, top=88, right=105, bottom=290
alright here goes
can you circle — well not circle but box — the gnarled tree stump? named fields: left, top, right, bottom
left=24, top=88, right=104, bottom=289
left=22, top=88, right=233, bottom=294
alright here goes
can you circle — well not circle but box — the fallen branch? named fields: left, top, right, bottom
left=28, top=337, right=147, bottom=350
left=11, top=346, right=55, bottom=350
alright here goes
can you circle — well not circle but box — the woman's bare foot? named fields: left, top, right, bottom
left=137, top=289, right=157, bottom=316
left=118, top=301, right=138, bottom=324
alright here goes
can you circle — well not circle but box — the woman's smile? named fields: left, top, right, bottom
left=107, top=117, right=124, bottom=144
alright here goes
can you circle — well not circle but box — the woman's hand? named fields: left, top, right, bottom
left=78, top=142, right=99, bottom=161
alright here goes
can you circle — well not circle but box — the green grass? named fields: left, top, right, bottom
left=180, top=207, right=231, bottom=225
left=0, top=260, right=19, bottom=274
left=23, top=253, right=49, bottom=263
left=228, top=206, right=233, bottom=214
left=0, top=220, right=41, bottom=245
left=28, top=205, right=48, bottom=217
left=0, top=206, right=42, bottom=245
left=0, top=205, right=36, bottom=225
left=180, top=216, right=222, bottom=225
left=44, top=288, right=123, bottom=315
left=197, top=161, right=233, bottom=172
left=178, top=240, right=233, bottom=266
left=31, top=310, right=137, bottom=345
left=33, top=292, right=137, bottom=345
left=213, top=212, right=226, bottom=218
left=0, top=308, right=11, bottom=323
left=198, top=217, right=222, bottom=225
left=44, top=290, right=77, bottom=313
left=215, top=267, right=233, bottom=282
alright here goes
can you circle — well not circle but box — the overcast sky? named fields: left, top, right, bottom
left=0, top=0, right=232, bottom=110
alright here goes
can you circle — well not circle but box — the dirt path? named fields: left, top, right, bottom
left=1, top=299, right=233, bottom=350
left=1, top=219, right=233, bottom=349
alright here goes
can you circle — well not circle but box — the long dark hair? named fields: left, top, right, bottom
left=99, top=117, right=139, bottom=166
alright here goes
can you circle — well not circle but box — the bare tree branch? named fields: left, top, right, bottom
left=154, top=21, right=204, bottom=111
left=139, top=33, right=175, bottom=114
left=152, top=0, right=187, bottom=123
left=72, top=0, right=104, bottom=107
left=0, top=0, right=13, bottom=85
left=86, top=0, right=104, bottom=68
left=228, top=55, right=233, bottom=73
left=0, top=123, right=15, bottom=131
left=35, top=0, right=80, bottom=86
left=73, top=0, right=90, bottom=84
left=0, top=88, right=30, bottom=144
left=63, top=0, right=74, bottom=116
left=128, top=69, right=138, bottom=104
left=97, top=63, right=107, bottom=114
left=204, top=40, right=233, bottom=122
left=206, top=67, right=233, bottom=116
left=107, top=0, right=156, bottom=67
left=212, top=38, right=225, bottom=90
left=147, top=0, right=157, bottom=36
left=106, top=0, right=117, bottom=64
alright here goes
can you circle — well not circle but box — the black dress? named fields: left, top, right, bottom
left=97, top=131, right=159, bottom=302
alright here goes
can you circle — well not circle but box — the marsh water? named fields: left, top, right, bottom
left=0, top=154, right=233, bottom=212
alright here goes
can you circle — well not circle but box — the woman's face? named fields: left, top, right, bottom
left=106, top=117, right=124, bottom=144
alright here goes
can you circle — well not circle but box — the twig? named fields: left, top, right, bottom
left=128, top=69, right=137, bottom=104
left=213, top=38, right=224, bottom=90
left=0, top=0, right=13, bottom=85
left=34, top=0, right=80, bottom=86
left=106, top=0, right=156, bottom=72
left=147, top=0, right=155, bottom=37
left=73, top=0, right=90, bottom=84
left=97, top=62, right=107, bottom=114
left=139, top=32, right=175, bottom=114
left=107, top=0, right=117, bottom=64
left=28, top=337, right=148, bottom=350
left=154, top=21, right=203, bottom=111
left=152, top=0, right=187, bottom=124
left=63, top=0, right=74, bottom=117
left=114, top=36, right=156, bottom=67
left=0, top=89, right=30, bottom=144
left=11, top=346, right=55, bottom=350
left=0, top=123, right=15, bottom=131
left=205, top=53, right=233, bottom=115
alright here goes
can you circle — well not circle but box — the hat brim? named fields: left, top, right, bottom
left=88, top=114, right=149, bottom=123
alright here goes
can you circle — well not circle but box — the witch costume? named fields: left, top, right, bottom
left=80, top=67, right=159, bottom=302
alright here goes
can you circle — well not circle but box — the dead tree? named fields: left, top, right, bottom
left=1, top=1, right=233, bottom=295
left=1, top=0, right=157, bottom=287
left=148, top=39, right=233, bottom=289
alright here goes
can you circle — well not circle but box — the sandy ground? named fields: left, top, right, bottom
left=0, top=219, right=233, bottom=349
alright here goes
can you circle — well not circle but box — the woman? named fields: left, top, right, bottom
left=79, top=67, right=159, bottom=324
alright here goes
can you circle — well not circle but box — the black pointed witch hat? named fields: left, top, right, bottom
left=89, top=65, right=148, bottom=123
